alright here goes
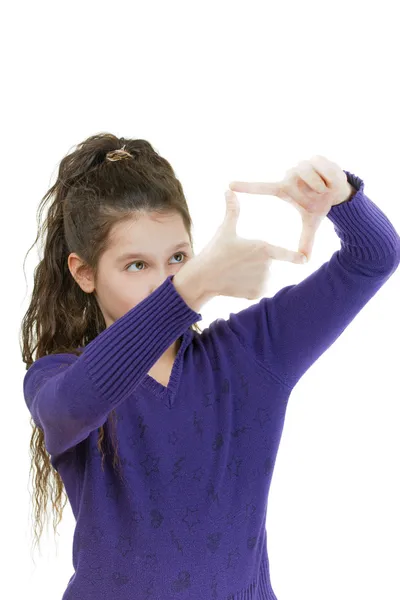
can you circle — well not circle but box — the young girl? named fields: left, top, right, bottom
left=21, top=133, right=399, bottom=600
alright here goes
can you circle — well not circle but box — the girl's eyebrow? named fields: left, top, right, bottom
left=117, top=241, right=191, bottom=262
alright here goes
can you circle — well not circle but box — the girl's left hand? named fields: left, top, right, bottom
left=229, top=155, right=356, bottom=260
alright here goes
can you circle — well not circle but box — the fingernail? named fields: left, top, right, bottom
left=301, top=254, right=308, bottom=263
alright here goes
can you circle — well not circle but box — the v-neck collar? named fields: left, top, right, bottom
left=77, top=326, right=195, bottom=409
left=140, top=326, right=194, bottom=406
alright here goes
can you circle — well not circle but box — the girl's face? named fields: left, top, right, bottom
left=68, top=211, right=194, bottom=328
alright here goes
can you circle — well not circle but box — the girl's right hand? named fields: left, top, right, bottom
left=187, top=190, right=306, bottom=301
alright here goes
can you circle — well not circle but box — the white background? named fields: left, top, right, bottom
left=2, top=1, right=399, bottom=599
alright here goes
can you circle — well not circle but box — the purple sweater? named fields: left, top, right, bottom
left=23, top=171, right=399, bottom=600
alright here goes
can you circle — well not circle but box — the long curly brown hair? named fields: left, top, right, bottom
left=19, top=132, right=203, bottom=561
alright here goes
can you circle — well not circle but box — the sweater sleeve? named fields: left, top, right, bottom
left=225, top=171, right=400, bottom=390
left=23, top=275, right=202, bottom=456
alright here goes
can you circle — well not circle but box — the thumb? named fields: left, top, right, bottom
left=222, top=190, right=240, bottom=234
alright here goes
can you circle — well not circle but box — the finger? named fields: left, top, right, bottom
left=308, top=155, right=344, bottom=187
left=264, top=242, right=307, bottom=264
left=295, top=161, right=327, bottom=193
left=297, top=214, right=324, bottom=258
left=229, top=181, right=282, bottom=197
left=222, top=190, right=240, bottom=234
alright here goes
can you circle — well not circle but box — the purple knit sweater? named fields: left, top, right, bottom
left=23, top=171, right=399, bottom=599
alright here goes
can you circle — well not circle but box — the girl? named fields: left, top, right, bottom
left=21, top=133, right=399, bottom=600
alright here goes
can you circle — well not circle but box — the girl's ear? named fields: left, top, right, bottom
left=68, top=253, right=95, bottom=293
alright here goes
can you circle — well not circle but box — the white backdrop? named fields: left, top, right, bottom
left=3, top=1, right=399, bottom=599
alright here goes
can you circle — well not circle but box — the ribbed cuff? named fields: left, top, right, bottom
left=326, top=170, right=400, bottom=265
left=81, top=275, right=202, bottom=404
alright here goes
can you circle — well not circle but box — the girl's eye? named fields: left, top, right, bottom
left=125, top=252, right=188, bottom=272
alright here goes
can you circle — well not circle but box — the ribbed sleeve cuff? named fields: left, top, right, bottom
left=81, top=275, right=202, bottom=404
left=326, top=170, right=400, bottom=265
